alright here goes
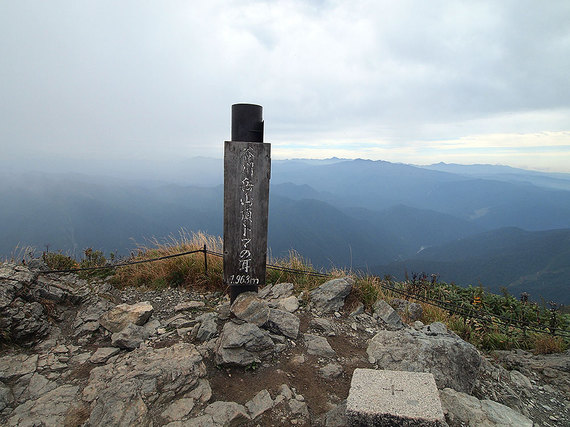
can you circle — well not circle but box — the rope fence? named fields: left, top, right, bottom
left=38, top=246, right=568, bottom=337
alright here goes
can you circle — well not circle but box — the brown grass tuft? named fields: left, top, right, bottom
left=112, top=229, right=224, bottom=291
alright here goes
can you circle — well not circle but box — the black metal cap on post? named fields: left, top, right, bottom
left=231, top=103, right=264, bottom=143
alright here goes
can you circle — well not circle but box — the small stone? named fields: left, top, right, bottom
left=288, top=399, right=309, bottom=417
left=175, top=301, right=205, bottom=312
left=279, top=384, right=293, bottom=400
left=204, top=401, right=250, bottom=425
left=99, top=301, right=154, bottom=333
left=245, top=389, right=273, bottom=419
left=305, top=334, right=336, bottom=357
left=319, top=363, right=343, bottom=380
left=276, top=296, right=299, bottom=313
left=89, top=347, right=120, bottom=364
left=111, top=323, right=149, bottom=349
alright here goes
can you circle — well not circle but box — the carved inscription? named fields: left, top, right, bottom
left=223, top=140, right=270, bottom=296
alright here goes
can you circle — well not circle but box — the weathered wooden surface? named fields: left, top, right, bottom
left=224, top=140, right=271, bottom=301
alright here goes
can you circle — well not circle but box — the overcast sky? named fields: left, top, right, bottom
left=1, top=0, right=569, bottom=173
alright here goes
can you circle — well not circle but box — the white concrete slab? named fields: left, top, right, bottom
left=346, top=368, right=446, bottom=426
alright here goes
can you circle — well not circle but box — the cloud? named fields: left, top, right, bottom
left=0, top=1, right=569, bottom=171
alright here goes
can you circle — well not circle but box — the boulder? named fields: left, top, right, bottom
left=99, top=301, right=154, bottom=333
left=367, top=326, right=481, bottom=393
left=83, top=343, right=207, bottom=426
left=373, top=300, right=404, bottom=330
left=215, top=322, right=274, bottom=367
left=264, top=308, right=300, bottom=339
left=310, top=278, right=352, bottom=313
left=230, top=292, right=270, bottom=327
left=440, top=387, right=533, bottom=426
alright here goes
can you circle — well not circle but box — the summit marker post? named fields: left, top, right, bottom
left=224, top=104, right=271, bottom=303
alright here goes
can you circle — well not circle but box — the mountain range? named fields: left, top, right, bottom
left=1, top=158, right=569, bottom=303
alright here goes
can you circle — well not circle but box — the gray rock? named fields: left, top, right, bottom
left=245, top=389, right=273, bottom=419
left=175, top=301, right=205, bottom=311
left=310, top=318, right=335, bottom=335
left=204, top=401, right=250, bottom=425
left=288, top=398, right=310, bottom=417
left=373, top=300, right=404, bottom=330
left=267, top=282, right=294, bottom=299
left=83, top=343, right=206, bottom=426
left=99, top=301, right=154, bottom=333
left=73, top=299, right=114, bottom=336
left=30, top=277, right=82, bottom=305
left=89, top=347, right=120, bottom=364
left=305, top=334, right=336, bottom=357
left=274, top=295, right=299, bottom=313
left=175, top=415, right=216, bottom=426
left=264, top=308, right=300, bottom=339
left=166, top=313, right=196, bottom=329
left=424, top=321, right=448, bottom=335
left=161, top=397, right=195, bottom=421
left=195, top=312, right=218, bottom=342
left=186, top=379, right=212, bottom=403
left=389, top=298, right=423, bottom=322
left=324, top=400, right=347, bottom=427
left=509, top=369, right=533, bottom=389
left=1, top=299, right=49, bottom=346
left=279, top=384, right=293, bottom=400
left=0, top=354, right=39, bottom=381
left=19, top=373, right=57, bottom=402
left=319, top=362, right=343, bottom=380
left=367, top=328, right=481, bottom=393
left=111, top=323, right=151, bottom=349
left=8, top=384, right=79, bottom=427
left=440, top=387, right=533, bottom=426
left=310, top=278, right=352, bottom=313
left=0, top=381, right=13, bottom=411
left=25, top=258, right=47, bottom=271
left=230, top=292, right=270, bottom=326
left=215, top=321, right=275, bottom=367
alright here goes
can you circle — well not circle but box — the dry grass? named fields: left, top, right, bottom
left=112, top=230, right=224, bottom=291
left=532, top=333, right=567, bottom=354
left=4, top=244, right=37, bottom=264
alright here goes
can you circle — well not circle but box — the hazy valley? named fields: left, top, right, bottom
left=2, top=158, right=569, bottom=303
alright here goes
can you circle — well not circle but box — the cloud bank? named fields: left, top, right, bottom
left=1, top=1, right=569, bottom=172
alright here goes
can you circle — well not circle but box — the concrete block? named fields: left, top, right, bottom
left=346, top=368, right=446, bottom=426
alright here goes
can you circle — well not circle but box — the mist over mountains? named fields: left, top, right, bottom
left=2, top=158, right=569, bottom=303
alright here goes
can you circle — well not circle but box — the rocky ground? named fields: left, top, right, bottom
left=0, top=261, right=568, bottom=426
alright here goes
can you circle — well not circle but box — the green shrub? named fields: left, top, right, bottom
left=42, top=252, right=77, bottom=270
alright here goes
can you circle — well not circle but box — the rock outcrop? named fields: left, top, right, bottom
left=0, top=262, right=565, bottom=426
left=366, top=322, right=482, bottom=393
